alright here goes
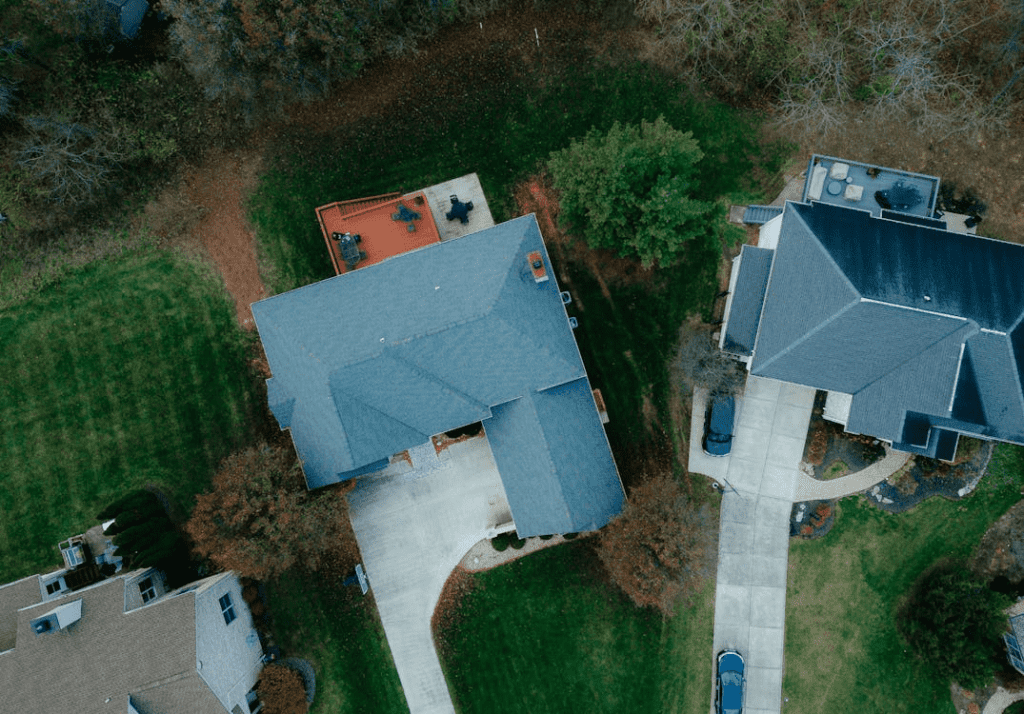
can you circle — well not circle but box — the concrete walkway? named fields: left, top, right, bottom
left=693, top=376, right=816, bottom=714
left=792, top=448, right=911, bottom=501
left=347, top=436, right=513, bottom=714
left=983, top=687, right=1024, bottom=714
left=692, top=378, right=922, bottom=714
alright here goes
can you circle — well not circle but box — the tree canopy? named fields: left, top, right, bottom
left=547, top=115, right=719, bottom=268
left=897, top=561, right=1011, bottom=689
left=597, top=474, right=716, bottom=615
left=185, top=442, right=358, bottom=580
left=97, top=489, right=194, bottom=587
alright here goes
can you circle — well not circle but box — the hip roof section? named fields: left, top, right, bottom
left=252, top=215, right=591, bottom=487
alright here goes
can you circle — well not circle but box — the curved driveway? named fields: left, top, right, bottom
left=347, top=436, right=513, bottom=714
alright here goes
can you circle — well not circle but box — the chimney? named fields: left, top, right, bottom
left=527, top=251, right=549, bottom=283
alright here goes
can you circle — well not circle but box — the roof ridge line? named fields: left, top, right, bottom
left=755, top=296, right=861, bottom=374
left=798, top=203, right=862, bottom=297
left=853, top=319, right=978, bottom=399
left=386, top=349, right=491, bottom=413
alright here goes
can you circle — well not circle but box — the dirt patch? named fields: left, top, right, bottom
left=431, top=566, right=476, bottom=654
left=971, top=500, right=1024, bottom=581
left=181, top=148, right=267, bottom=328
left=513, top=174, right=658, bottom=296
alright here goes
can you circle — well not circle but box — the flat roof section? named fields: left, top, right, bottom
left=803, top=154, right=940, bottom=219
left=317, top=192, right=441, bottom=274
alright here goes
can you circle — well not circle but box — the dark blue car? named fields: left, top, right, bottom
left=716, top=650, right=745, bottom=714
left=703, top=394, right=736, bottom=457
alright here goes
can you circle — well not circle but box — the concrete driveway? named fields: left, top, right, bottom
left=691, top=376, right=815, bottom=714
left=347, top=435, right=512, bottom=714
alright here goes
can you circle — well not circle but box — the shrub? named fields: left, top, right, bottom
left=547, top=115, right=719, bottom=267
left=185, top=442, right=358, bottom=580
left=257, top=663, right=310, bottom=714
left=597, top=474, right=715, bottom=615
left=897, top=561, right=1011, bottom=689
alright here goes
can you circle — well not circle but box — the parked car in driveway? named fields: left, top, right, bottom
left=703, top=393, right=736, bottom=456
left=716, top=649, right=745, bottom=714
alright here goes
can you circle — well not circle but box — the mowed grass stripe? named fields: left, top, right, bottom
left=0, top=250, right=257, bottom=583
left=437, top=542, right=714, bottom=714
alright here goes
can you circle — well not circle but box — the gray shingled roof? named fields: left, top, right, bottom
left=253, top=214, right=624, bottom=535
left=0, top=573, right=226, bottom=714
left=749, top=200, right=1024, bottom=453
left=722, top=246, right=773, bottom=357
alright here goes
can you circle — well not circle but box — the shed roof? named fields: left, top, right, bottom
left=722, top=245, right=773, bottom=357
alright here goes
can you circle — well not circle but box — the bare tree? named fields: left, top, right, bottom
left=675, top=324, right=745, bottom=397
left=15, top=116, right=124, bottom=206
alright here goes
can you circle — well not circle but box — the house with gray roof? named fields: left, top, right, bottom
left=0, top=566, right=264, bottom=714
left=721, top=155, right=1024, bottom=461
left=251, top=211, right=624, bottom=537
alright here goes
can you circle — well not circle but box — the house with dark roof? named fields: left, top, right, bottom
left=251, top=178, right=624, bottom=537
left=0, top=564, right=264, bottom=714
left=722, top=155, right=1024, bottom=461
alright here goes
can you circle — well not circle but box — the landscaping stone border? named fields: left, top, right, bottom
left=864, top=441, right=995, bottom=514
left=279, top=657, right=316, bottom=704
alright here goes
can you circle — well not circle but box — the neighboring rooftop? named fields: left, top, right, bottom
left=803, top=154, right=940, bottom=219
left=0, top=570, right=261, bottom=714
left=744, top=198, right=1024, bottom=459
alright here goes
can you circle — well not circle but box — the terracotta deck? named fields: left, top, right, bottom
left=317, top=192, right=441, bottom=275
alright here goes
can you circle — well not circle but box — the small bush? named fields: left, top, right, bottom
left=491, top=534, right=510, bottom=551
left=257, top=664, right=309, bottom=714
left=510, top=536, right=526, bottom=550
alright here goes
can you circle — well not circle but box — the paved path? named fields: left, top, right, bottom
left=693, top=376, right=816, bottom=714
left=347, top=436, right=512, bottom=714
left=791, top=448, right=910, bottom=501
left=983, top=687, right=1024, bottom=714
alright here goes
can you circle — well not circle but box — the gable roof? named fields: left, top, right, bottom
left=749, top=200, right=1024, bottom=452
left=253, top=214, right=623, bottom=534
left=0, top=571, right=228, bottom=714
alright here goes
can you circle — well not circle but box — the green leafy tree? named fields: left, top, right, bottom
left=185, top=442, right=358, bottom=580
left=897, top=561, right=1012, bottom=689
left=547, top=115, right=718, bottom=267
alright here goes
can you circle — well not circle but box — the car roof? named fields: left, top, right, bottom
left=718, top=650, right=744, bottom=673
left=708, top=395, right=735, bottom=433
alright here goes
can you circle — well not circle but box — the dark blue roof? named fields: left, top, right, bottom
left=749, top=199, right=1024, bottom=450
left=794, top=202, right=1024, bottom=331
left=722, top=246, right=773, bottom=356
left=252, top=214, right=624, bottom=534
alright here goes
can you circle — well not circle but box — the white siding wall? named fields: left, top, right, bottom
left=194, top=573, right=264, bottom=713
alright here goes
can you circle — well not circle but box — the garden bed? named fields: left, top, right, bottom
left=864, top=439, right=994, bottom=514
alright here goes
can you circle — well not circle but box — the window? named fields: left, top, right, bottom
left=219, top=593, right=236, bottom=625
left=45, top=579, right=63, bottom=595
left=138, top=577, right=156, bottom=604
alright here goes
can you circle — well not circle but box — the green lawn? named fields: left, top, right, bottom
left=784, top=444, right=1024, bottom=713
left=264, top=573, right=407, bottom=713
left=435, top=540, right=716, bottom=714
left=0, top=250, right=258, bottom=582
left=250, top=54, right=781, bottom=296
